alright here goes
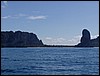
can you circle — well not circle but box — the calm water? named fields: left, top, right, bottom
left=1, top=47, right=99, bottom=75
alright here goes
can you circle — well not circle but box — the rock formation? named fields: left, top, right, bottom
left=81, top=29, right=91, bottom=43
left=1, top=31, right=44, bottom=47
left=90, top=36, right=99, bottom=47
left=75, top=29, right=99, bottom=47
left=1, top=30, right=99, bottom=47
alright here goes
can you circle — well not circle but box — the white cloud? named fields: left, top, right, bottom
left=43, top=37, right=71, bottom=45
left=1, top=12, right=47, bottom=20
left=44, top=37, right=61, bottom=44
left=1, top=13, right=27, bottom=19
left=42, top=36, right=81, bottom=45
left=56, top=38, right=66, bottom=43
left=1, top=15, right=19, bottom=19
left=27, top=16, right=47, bottom=20
left=45, top=37, right=52, bottom=40
left=67, top=35, right=81, bottom=45
left=1, top=16, right=10, bottom=19
left=4, top=1, right=8, bottom=6
left=91, top=34, right=99, bottom=39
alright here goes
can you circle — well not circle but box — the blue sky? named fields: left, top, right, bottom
left=1, top=1, right=99, bottom=45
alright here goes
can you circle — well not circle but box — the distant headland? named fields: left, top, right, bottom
left=1, top=29, right=99, bottom=47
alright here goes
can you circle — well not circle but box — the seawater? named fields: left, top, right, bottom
left=1, top=47, right=99, bottom=75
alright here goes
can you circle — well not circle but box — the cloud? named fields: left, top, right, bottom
left=27, top=16, right=47, bottom=20
left=4, top=1, right=8, bottom=6
left=45, top=37, right=52, bottom=40
left=1, top=16, right=10, bottom=19
left=1, top=13, right=28, bottom=19
left=1, top=12, right=47, bottom=20
left=43, top=36, right=81, bottom=45
left=43, top=37, right=70, bottom=45
left=91, top=34, right=99, bottom=39
left=67, top=35, right=81, bottom=45
left=1, top=15, right=19, bottom=19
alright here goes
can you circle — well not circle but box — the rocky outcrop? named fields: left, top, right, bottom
left=90, top=36, right=99, bottom=47
left=1, top=31, right=44, bottom=47
left=81, top=29, right=91, bottom=43
left=75, top=29, right=99, bottom=47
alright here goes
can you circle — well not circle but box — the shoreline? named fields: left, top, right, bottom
left=1, top=45, right=99, bottom=48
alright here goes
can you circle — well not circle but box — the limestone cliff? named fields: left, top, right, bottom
left=1, top=31, right=44, bottom=47
left=75, top=29, right=99, bottom=47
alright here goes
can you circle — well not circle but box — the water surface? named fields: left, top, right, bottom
left=1, top=47, right=99, bottom=75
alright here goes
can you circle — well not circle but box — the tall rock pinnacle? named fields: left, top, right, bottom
left=81, top=29, right=91, bottom=43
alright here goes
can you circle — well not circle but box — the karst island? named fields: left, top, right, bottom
left=1, top=29, right=99, bottom=47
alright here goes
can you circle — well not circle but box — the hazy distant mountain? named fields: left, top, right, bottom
left=1, top=31, right=43, bottom=47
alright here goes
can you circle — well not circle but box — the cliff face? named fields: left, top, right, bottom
left=75, top=29, right=99, bottom=47
left=1, top=31, right=44, bottom=47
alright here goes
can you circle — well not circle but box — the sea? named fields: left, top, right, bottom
left=1, top=47, right=99, bottom=75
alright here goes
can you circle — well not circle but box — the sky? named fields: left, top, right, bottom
left=1, top=1, right=99, bottom=45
